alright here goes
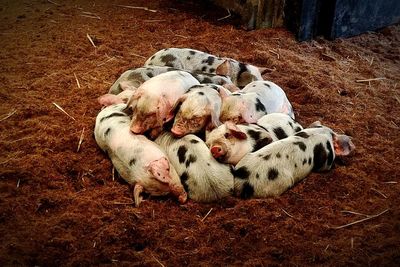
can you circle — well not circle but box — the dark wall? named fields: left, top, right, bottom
left=285, top=0, right=400, bottom=41
left=330, top=0, right=400, bottom=39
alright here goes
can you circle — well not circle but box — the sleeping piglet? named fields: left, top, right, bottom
left=233, top=122, right=355, bottom=199
left=155, top=132, right=234, bottom=202
left=126, top=70, right=200, bottom=138
left=206, top=113, right=302, bottom=165
left=205, top=122, right=272, bottom=165
left=94, top=103, right=187, bottom=207
left=219, top=80, right=294, bottom=124
left=144, top=48, right=264, bottom=88
left=170, top=84, right=231, bottom=137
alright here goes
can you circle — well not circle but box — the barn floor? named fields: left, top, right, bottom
left=1, top=0, right=399, bottom=265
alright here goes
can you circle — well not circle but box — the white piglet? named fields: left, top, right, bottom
left=155, top=133, right=234, bottom=202
left=126, top=70, right=200, bottom=138
left=94, top=104, right=187, bottom=207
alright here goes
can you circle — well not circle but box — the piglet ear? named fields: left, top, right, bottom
left=308, top=121, right=322, bottom=128
left=125, top=89, right=142, bottom=111
left=168, top=95, right=187, bottom=122
left=333, top=135, right=355, bottom=156
left=218, top=86, right=231, bottom=100
left=240, top=101, right=257, bottom=124
left=158, top=96, right=174, bottom=123
left=98, top=94, right=124, bottom=107
left=225, top=121, right=247, bottom=140
left=147, top=157, right=171, bottom=184
left=171, top=95, right=187, bottom=113
left=206, top=102, right=222, bottom=131
left=238, top=72, right=257, bottom=86
left=216, top=60, right=232, bottom=76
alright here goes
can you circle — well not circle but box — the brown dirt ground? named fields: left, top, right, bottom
left=0, top=0, right=399, bottom=266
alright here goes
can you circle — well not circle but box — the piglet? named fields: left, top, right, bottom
left=94, top=103, right=187, bottom=206
left=144, top=48, right=264, bottom=88
left=233, top=123, right=355, bottom=199
left=155, top=132, right=234, bottom=202
left=219, top=80, right=294, bottom=124
left=126, top=70, right=200, bottom=137
left=206, top=113, right=303, bottom=165
left=170, top=84, right=231, bottom=137
left=205, top=122, right=272, bottom=165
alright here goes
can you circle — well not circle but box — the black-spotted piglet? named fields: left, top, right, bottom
left=144, top=48, right=264, bottom=88
left=233, top=124, right=355, bottom=199
left=206, top=113, right=302, bottom=165
left=206, top=122, right=273, bottom=165
left=219, top=80, right=294, bottom=124
left=155, top=133, right=234, bottom=202
left=94, top=104, right=187, bottom=207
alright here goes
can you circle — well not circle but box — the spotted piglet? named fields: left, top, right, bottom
left=170, top=84, right=232, bottom=137
left=126, top=70, right=200, bottom=138
left=206, top=113, right=302, bottom=165
left=233, top=123, right=355, bottom=199
left=144, top=48, right=264, bottom=88
left=155, top=132, right=234, bottom=202
left=219, top=80, right=294, bottom=124
left=205, top=122, right=273, bottom=165
left=94, top=103, right=187, bottom=207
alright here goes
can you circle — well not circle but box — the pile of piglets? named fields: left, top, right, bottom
left=94, top=48, right=355, bottom=207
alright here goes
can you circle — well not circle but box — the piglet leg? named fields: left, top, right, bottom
left=169, top=184, right=188, bottom=204
left=133, top=184, right=144, bottom=207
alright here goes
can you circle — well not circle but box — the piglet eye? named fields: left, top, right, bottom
left=224, top=133, right=230, bottom=138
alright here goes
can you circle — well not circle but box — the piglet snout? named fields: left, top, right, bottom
left=130, top=123, right=144, bottom=134
left=171, top=126, right=185, bottom=137
left=211, top=145, right=225, bottom=159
